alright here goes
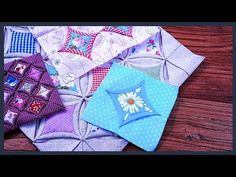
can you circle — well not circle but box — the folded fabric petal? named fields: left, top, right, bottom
left=81, top=63, right=179, bottom=151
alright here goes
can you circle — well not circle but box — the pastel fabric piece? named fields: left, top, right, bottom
left=4, top=54, right=65, bottom=133
left=81, top=64, right=179, bottom=151
left=106, top=26, right=205, bottom=87
left=20, top=70, right=128, bottom=151
left=30, top=26, right=160, bottom=84
left=4, top=26, right=40, bottom=58
left=28, top=26, right=61, bottom=38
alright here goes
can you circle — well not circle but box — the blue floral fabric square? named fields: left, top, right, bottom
left=5, top=75, right=19, bottom=88
left=82, top=63, right=179, bottom=151
left=66, top=32, right=92, bottom=53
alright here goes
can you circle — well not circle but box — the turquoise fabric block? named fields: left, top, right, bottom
left=81, top=63, right=179, bottom=151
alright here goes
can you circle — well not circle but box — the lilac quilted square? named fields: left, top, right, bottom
left=4, top=53, right=65, bottom=133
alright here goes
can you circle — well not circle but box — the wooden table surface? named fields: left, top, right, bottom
left=4, top=26, right=233, bottom=152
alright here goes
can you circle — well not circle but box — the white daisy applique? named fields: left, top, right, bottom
left=118, top=89, right=144, bottom=115
left=106, top=82, right=160, bottom=127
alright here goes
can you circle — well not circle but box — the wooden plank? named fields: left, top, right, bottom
left=4, top=131, right=37, bottom=151
left=124, top=98, right=232, bottom=151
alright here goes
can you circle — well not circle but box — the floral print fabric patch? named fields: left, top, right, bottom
left=82, top=63, right=179, bottom=151
left=59, top=28, right=98, bottom=59
left=4, top=75, right=19, bottom=88
left=33, top=26, right=159, bottom=84
left=12, top=63, right=27, bottom=75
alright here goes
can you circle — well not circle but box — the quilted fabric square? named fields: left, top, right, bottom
left=109, top=26, right=205, bottom=87
left=4, top=26, right=40, bottom=58
left=9, top=31, right=36, bottom=54
left=4, top=53, right=65, bottom=133
left=20, top=69, right=128, bottom=151
left=58, top=28, right=98, bottom=59
left=81, top=64, right=179, bottom=151
left=4, top=74, right=19, bottom=88
left=34, top=26, right=160, bottom=83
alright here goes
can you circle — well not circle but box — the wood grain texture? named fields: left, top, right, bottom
left=4, top=26, right=233, bottom=152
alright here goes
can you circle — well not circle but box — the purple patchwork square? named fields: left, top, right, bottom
left=35, top=85, right=51, bottom=100
left=18, top=79, right=36, bottom=94
left=11, top=61, right=29, bottom=75
left=4, top=109, right=18, bottom=125
left=4, top=54, right=65, bottom=133
left=27, top=67, right=43, bottom=81
left=4, top=74, right=19, bottom=89
left=10, top=93, right=28, bottom=110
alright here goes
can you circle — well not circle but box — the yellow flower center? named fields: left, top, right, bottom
left=127, top=98, right=135, bottom=105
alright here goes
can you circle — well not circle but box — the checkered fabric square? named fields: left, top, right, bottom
left=91, top=67, right=110, bottom=92
left=8, top=31, right=36, bottom=54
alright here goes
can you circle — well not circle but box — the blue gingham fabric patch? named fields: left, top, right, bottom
left=8, top=31, right=36, bottom=54
left=81, top=63, right=179, bottom=151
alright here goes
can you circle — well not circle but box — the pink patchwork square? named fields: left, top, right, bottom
left=11, top=93, right=27, bottom=110
left=58, top=27, right=98, bottom=59
left=27, top=99, right=46, bottom=114
left=91, top=67, right=110, bottom=92
left=102, top=26, right=133, bottom=38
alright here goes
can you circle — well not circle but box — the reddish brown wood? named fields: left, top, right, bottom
left=4, top=26, right=233, bottom=152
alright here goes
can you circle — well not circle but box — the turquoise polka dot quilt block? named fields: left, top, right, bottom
left=81, top=63, right=179, bottom=151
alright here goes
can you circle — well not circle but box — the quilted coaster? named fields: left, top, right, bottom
left=4, top=53, right=65, bottom=133
left=107, top=26, right=205, bottom=87
left=81, top=63, right=179, bottom=151
left=20, top=69, right=128, bottom=151
left=4, top=26, right=40, bottom=58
